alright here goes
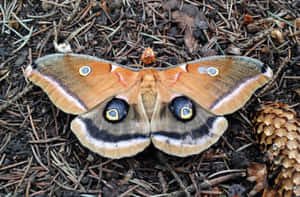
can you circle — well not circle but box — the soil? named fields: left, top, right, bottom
left=0, top=0, right=299, bottom=196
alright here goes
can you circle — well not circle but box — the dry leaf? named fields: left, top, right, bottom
left=166, top=3, right=209, bottom=54
left=270, top=29, right=285, bottom=44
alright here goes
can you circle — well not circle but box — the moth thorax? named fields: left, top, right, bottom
left=141, top=89, right=157, bottom=119
left=140, top=72, right=158, bottom=119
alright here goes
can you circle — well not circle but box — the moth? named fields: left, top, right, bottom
left=25, top=53, right=273, bottom=159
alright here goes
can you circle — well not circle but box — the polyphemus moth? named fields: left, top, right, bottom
left=25, top=53, right=273, bottom=159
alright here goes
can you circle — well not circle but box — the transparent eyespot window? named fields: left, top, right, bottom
left=197, top=66, right=219, bottom=77
left=103, top=98, right=129, bottom=123
left=169, top=96, right=195, bottom=121
left=207, top=67, right=219, bottom=76
left=106, top=109, right=119, bottom=121
left=79, top=65, right=92, bottom=76
left=180, top=107, right=193, bottom=119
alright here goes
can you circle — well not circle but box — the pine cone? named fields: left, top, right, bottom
left=254, top=102, right=300, bottom=197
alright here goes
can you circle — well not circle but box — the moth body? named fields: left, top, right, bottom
left=139, top=70, right=159, bottom=120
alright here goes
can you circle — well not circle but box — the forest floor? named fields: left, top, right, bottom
left=0, top=0, right=299, bottom=196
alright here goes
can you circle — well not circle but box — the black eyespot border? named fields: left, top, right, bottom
left=169, top=96, right=196, bottom=122
left=103, top=98, right=129, bottom=123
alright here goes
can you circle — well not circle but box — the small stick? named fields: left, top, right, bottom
left=27, top=104, right=39, bottom=140
left=0, top=85, right=33, bottom=113
left=12, top=26, right=33, bottom=54
left=158, top=153, right=191, bottom=197
left=245, top=57, right=288, bottom=107
left=27, top=11, right=57, bottom=19
left=14, top=157, right=33, bottom=194
left=67, top=0, right=81, bottom=22
left=29, top=133, right=49, bottom=171
left=0, top=160, right=28, bottom=171
left=66, top=22, right=92, bottom=42
left=244, top=38, right=266, bottom=56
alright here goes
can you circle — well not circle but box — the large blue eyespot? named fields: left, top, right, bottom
left=104, top=98, right=129, bottom=123
left=169, top=96, right=195, bottom=121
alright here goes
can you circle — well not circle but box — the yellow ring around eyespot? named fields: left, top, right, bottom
left=180, top=107, right=193, bottom=119
left=79, top=65, right=92, bottom=76
left=207, top=67, right=219, bottom=77
left=106, top=109, right=119, bottom=121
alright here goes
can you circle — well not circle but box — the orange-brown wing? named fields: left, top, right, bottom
left=157, top=56, right=273, bottom=115
left=71, top=84, right=151, bottom=159
left=150, top=83, right=228, bottom=157
left=25, top=54, right=139, bottom=114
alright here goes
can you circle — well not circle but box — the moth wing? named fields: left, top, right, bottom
left=71, top=85, right=151, bottom=159
left=151, top=56, right=272, bottom=156
left=25, top=54, right=139, bottom=114
left=157, top=56, right=273, bottom=115
left=150, top=84, right=228, bottom=157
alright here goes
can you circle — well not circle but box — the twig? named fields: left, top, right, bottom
left=245, top=57, right=289, bottom=107
left=27, top=11, right=57, bottom=18
left=12, top=26, right=34, bottom=54
left=238, top=28, right=274, bottom=49
left=14, top=157, right=33, bottom=194
left=66, top=22, right=92, bottom=42
left=168, top=172, right=246, bottom=197
left=119, top=185, right=140, bottom=197
left=0, top=85, right=33, bottom=113
left=29, top=132, right=49, bottom=171
left=267, top=11, right=295, bottom=27
left=0, top=160, right=28, bottom=171
left=140, top=32, right=163, bottom=42
left=0, top=132, right=11, bottom=153
left=28, top=137, right=67, bottom=144
left=67, top=0, right=81, bottom=22
left=158, top=153, right=191, bottom=197
left=11, top=12, right=31, bottom=31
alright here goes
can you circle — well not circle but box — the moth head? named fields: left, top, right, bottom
left=169, top=96, right=195, bottom=121
left=103, top=98, right=129, bottom=123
